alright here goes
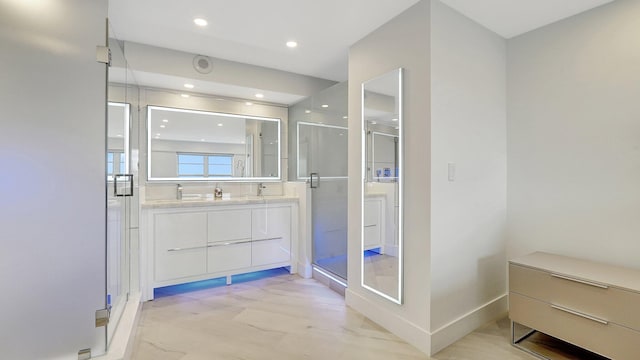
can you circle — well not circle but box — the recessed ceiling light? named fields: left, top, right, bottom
left=184, top=83, right=194, bottom=89
left=339, top=133, right=344, bottom=136
left=162, top=119, right=169, bottom=123
left=193, top=18, right=208, bottom=27
left=286, top=41, right=298, bottom=48
left=245, top=102, right=253, bottom=106
left=255, top=93, right=264, bottom=99
left=371, top=121, right=377, bottom=125
left=200, top=139, right=205, bottom=142
left=181, top=94, right=190, bottom=98
left=392, top=118, right=398, bottom=122
left=217, top=123, right=223, bottom=127
left=321, top=104, right=329, bottom=108
left=116, top=134, right=123, bottom=137
left=305, top=110, right=311, bottom=114
left=160, top=125, right=166, bottom=128
left=395, top=126, right=399, bottom=130
left=343, top=116, right=348, bottom=119
left=155, top=133, right=161, bottom=136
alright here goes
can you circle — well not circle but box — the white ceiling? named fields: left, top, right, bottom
left=440, top=0, right=614, bottom=38
left=108, top=0, right=614, bottom=99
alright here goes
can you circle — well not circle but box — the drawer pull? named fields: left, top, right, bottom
left=207, top=240, right=252, bottom=247
left=550, top=273, right=609, bottom=289
left=252, top=237, right=282, bottom=243
left=167, top=245, right=207, bottom=252
left=550, top=304, right=609, bottom=325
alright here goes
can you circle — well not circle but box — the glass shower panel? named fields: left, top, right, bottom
left=299, top=123, right=349, bottom=279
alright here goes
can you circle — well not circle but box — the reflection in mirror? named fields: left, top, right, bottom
left=147, top=106, right=280, bottom=181
left=361, top=68, right=403, bottom=304
left=107, top=102, right=130, bottom=181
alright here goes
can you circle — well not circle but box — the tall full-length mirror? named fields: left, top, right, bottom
left=147, top=105, right=280, bottom=181
left=361, top=68, right=403, bottom=304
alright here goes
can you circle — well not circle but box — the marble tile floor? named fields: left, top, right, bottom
left=131, top=272, right=603, bottom=360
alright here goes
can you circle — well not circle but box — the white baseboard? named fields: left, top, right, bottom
left=95, top=292, right=142, bottom=360
left=345, top=289, right=432, bottom=355
left=430, top=294, right=508, bottom=355
left=298, top=261, right=313, bottom=278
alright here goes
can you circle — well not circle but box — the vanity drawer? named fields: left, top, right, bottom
left=208, top=209, right=251, bottom=242
left=510, top=263, right=640, bottom=330
left=207, top=240, right=251, bottom=273
left=252, top=237, right=290, bottom=266
left=510, top=292, right=640, bottom=360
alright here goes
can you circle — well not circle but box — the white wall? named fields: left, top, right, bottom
left=347, top=0, right=432, bottom=354
left=0, top=0, right=108, bottom=358
left=506, top=0, right=640, bottom=269
left=429, top=0, right=507, bottom=352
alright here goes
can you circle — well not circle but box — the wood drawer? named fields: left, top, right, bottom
left=207, top=240, right=251, bottom=273
left=510, top=292, right=640, bottom=360
left=510, top=263, right=640, bottom=330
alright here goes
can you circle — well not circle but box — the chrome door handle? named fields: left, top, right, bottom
left=309, top=172, right=319, bottom=188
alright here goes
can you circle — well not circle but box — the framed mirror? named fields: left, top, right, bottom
left=361, top=68, right=403, bottom=304
left=147, top=105, right=280, bottom=181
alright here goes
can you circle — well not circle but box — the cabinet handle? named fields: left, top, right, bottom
left=207, top=240, right=252, bottom=247
left=167, top=245, right=208, bottom=252
left=550, top=304, right=609, bottom=325
left=364, top=224, right=376, bottom=228
left=252, top=237, right=282, bottom=243
left=550, top=273, right=609, bottom=289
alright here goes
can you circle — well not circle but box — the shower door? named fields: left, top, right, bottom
left=298, top=122, right=348, bottom=279
left=106, top=101, right=132, bottom=345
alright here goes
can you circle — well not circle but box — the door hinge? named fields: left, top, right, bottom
left=95, top=307, right=110, bottom=328
left=96, top=45, right=111, bottom=66
left=78, top=348, right=91, bottom=360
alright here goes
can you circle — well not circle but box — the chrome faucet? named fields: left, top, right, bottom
left=176, top=184, right=183, bottom=200
left=257, top=183, right=266, bottom=196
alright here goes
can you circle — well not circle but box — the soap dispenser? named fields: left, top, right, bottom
left=214, top=187, right=222, bottom=199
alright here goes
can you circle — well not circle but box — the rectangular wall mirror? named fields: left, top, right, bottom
left=147, top=105, right=281, bottom=181
left=361, top=68, right=403, bottom=304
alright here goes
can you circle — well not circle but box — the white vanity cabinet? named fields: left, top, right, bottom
left=207, top=209, right=252, bottom=273
left=154, top=212, right=208, bottom=281
left=363, top=197, right=384, bottom=251
left=251, top=207, right=291, bottom=266
left=141, top=198, right=298, bottom=300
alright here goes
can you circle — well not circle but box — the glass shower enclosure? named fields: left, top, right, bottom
left=289, top=82, right=348, bottom=280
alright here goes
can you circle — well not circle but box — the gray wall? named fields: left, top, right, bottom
left=429, top=0, right=507, bottom=351
left=507, top=0, right=640, bottom=269
left=347, top=0, right=432, bottom=354
left=0, top=0, right=109, bottom=358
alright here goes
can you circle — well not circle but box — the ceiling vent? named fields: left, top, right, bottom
left=193, top=55, right=213, bottom=74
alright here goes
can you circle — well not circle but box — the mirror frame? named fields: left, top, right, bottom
left=361, top=68, right=403, bottom=304
left=146, top=105, right=281, bottom=182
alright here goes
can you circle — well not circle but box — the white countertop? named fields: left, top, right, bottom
left=142, top=195, right=298, bottom=209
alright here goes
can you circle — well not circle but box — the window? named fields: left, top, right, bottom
left=107, top=151, right=125, bottom=178
left=178, top=153, right=233, bottom=177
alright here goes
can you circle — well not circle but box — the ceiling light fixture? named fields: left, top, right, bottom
left=343, top=116, right=348, bottom=119
left=181, top=94, right=190, bottom=98
left=305, top=110, right=311, bottom=114
left=217, top=123, right=223, bottom=127
left=184, top=84, right=194, bottom=89
left=160, top=125, right=166, bottom=128
left=255, top=93, right=264, bottom=98
left=286, top=41, right=298, bottom=48
left=392, top=118, right=398, bottom=122
left=162, top=119, right=169, bottom=123
left=321, top=104, right=329, bottom=108
left=245, top=102, right=253, bottom=106
left=193, top=18, right=208, bottom=27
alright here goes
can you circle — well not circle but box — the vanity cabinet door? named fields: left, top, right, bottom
left=251, top=206, right=291, bottom=266
left=207, top=209, right=252, bottom=273
left=155, top=212, right=208, bottom=281
left=363, top=199, right=381, bottom=250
